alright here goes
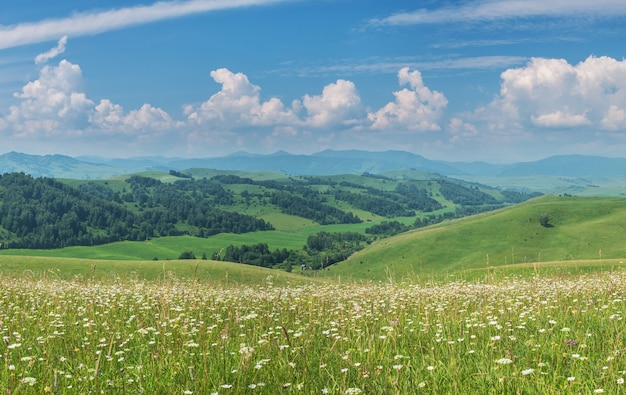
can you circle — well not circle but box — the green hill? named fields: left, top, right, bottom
left=0, top=170, right=540, bottom=272
left=330, top=195, right=626, bottom=280
left=0, top=255, right=325, bottom=285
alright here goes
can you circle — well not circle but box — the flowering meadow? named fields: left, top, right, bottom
left=1, top=271, right=625, bottom=394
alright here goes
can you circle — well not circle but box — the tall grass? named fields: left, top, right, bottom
left=0, top=270, right=624, bottom=394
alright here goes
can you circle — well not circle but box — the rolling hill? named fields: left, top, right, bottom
left=330, top=195, right=626, bottom=280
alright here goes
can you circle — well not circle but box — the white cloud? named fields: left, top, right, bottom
left=448, top=118, right=478, bottom=143
left=301, top=79, right=362, bottom=127
left=368, top=67, right=447, bottom=131
left=6, top=59, right=93, bottom=136
left=90, top=100, right=176, bottom=133
left=2, top=55, right=177, bottom=141
left=480, top=56, right=626, bottom=131
left=0, top=0, right=288, bottom=50
left=185, top=68, right=298, bottom=126
left=35, top=36, right=68, bottom=64
left=531, top=111, right=590, bottom=128
left=601, top=105, right=626, bottom=131
left=370, top=0, right=626, bottom=26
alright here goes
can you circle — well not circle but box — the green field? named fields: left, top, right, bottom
left=0, top=232, right=309, bottom=261
left=331, top=195, right=626, bottom=280
left=0, top=254, right=327, bottom=285
left=0, top=268, right=624, bottom=394
left=3, top=176, right=626, bottom=394
left=5, top=194, right=626, bottom=282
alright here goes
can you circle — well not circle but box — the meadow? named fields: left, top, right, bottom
left=0, top=267, right=624, bottom=394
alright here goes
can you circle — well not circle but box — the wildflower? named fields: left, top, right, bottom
left=521, top=368, right=534, bottom=375
left=567, top=338, right=578, bottom=346
left=495, top=358, right=513, bottom=365
left=593, top=389, right=604, bottom=394
left=239, top=344, right=254, bottom=356
left=220, top=384, right=232, bottom=389
left=345, top=388, right=362, bottom=394
left=183, top=391, right=193, bottom=395
left=427, top=365, right=435, bottom=371
left=393, top=364, right=403, bottom=370
left=566, top=376, right=575, bottom=382
left=617, top=378, right=624, bottom=385
left=418, top=382, right=426, bottom=388
left=21, top=377, right=37, bottom=386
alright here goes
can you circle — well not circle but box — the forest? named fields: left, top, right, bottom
left=0, top=173, right=271, bottom=248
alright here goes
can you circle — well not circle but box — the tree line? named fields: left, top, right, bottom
left=213, top=231, right=368, bottom=271
left=0, top=173, right=272, bottom=249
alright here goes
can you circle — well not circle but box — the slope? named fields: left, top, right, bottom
left=330, top=195, right=626, bottom=280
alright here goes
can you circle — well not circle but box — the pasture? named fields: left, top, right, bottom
left=0, top=261, right=624, bottom=394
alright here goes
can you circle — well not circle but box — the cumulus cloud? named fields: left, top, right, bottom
left=2, top=54, right=176, bottom=141
left=448, top=118, right=478, bottom=143
left=185, top=68, right=298, bottom=126
left=5, top=59, right=93, bottom=136
left=90, top=100, right=176, bottom=132
left=300, top=79, right=362, bottom=127
left=480, top=56, right=626, bottom=132
left=531, top=111, right=590, bottom=128
left=0, top=0, right=288, bottom=50
left=368, top=67, right=447, bottom=131
left=35, top=36, right=68, bottom=64
left=186, top=69, right=365, bottom=131
left=601, top=105, right=626, bottom=131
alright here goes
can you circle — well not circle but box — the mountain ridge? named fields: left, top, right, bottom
left=2, top=150, right=626, bottom=180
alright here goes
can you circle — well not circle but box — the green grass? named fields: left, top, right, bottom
left=0, top=255, right=322, bottom=285
left=330, top=195, right=626, bottom=281
left=0, top=233, right=309, bottom=261
left=0, top=270, right=624, bottom=394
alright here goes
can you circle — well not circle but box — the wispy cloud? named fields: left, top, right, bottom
left=0, top=0, right=288, bottom=50
left=35, top=36, right=67, bottom=64
left=286, top=56, right=528, bottom=77
left=369, top=0, right=626, bottom=26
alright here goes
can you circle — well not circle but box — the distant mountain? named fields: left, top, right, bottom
left=497, top=155, right=626, bottom=177
left=0, top=152, right=120, bottom=179
left=2, top=150, right=626, bottom=180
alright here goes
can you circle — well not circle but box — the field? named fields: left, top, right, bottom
left=332, top=195, right=626, bottom=281
left=0, top=267, right=624, bottom=394
left=0, top=233, right=309, bottom=262
left=2, top=181, right=626, bottom=393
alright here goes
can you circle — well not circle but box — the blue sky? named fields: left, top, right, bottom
left=1, top=0, right=626, bottom=162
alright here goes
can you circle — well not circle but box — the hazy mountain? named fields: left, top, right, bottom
left=497, top=155, right=626, bottom=177
left=0, top=152, right=120, bottom=179
left=2, top=150, right=626, bottom=180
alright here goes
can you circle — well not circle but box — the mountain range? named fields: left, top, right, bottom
left=2, top=150, right=626, bottom=181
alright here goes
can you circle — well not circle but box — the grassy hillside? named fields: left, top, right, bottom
left=0, top=233, right=308, bottom=261
left=330, top=195, right=626, bottom=280
left=0, top=255, right=324, bottom=285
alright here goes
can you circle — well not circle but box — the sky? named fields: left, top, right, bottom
left=1, top=0, right=626, bottom=163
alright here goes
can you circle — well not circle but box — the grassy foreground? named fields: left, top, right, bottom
left=0, top=269, right=624, bottom=394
